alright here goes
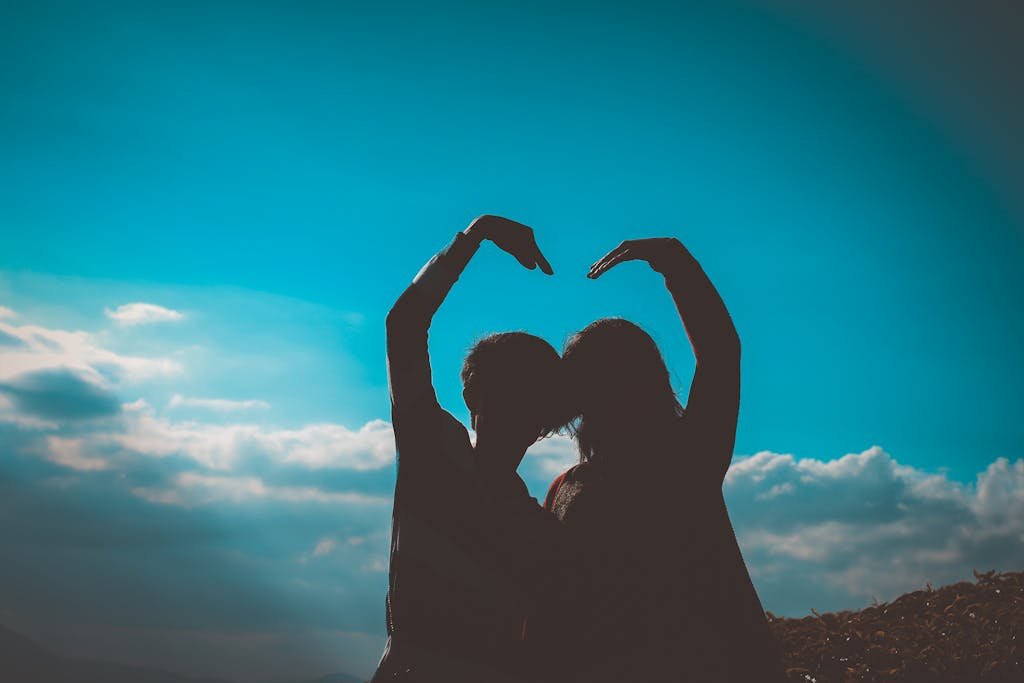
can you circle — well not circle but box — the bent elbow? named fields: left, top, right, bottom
left=385, top=289, right=417, bottom=336
left=696, top=326, right=740, bottom=364
left=384, top=304, right=402, bottom=335
left=718, top=315, right=741, bottom=359
left=727, top=327, right=741, bottom=358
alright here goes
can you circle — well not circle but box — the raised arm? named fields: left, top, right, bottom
left=588, top=237, right=740, bottom=483
left=385, top=215, right=553, bottom=415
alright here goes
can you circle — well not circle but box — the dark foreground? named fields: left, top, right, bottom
left=769, top=570, right=1023, bottom=682
left=4, top=571, right=1021, bottom=682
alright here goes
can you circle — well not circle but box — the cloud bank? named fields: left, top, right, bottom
left=0, top=311, right=182, bottom=384
left=1, top=303, right=1021, bottom=679
left=724, top=447, right=1024, bottom=614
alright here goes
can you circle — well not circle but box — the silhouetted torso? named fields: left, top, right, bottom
left=529, top=419, right=786, bottom=682
left=375, top=229, right=572, bottom=683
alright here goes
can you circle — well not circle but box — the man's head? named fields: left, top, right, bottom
left=461, top=332, right=566, bottom=467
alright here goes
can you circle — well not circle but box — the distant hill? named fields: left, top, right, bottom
left=0, top=624, right=365, bottom=683
left=769, top=570, right=1023, bottom=682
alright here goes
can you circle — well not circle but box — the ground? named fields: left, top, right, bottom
left=769, top=570, right=1023, bottom=682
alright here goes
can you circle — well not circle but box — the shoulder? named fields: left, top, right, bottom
left=393, top=404, right=476, bottom=476
left=437, top=407, right=469, bottom=437
left=393, top=400, right=466, bottom=439
left=436, top=408, right=474, bottom=468
left=548, top=463, right=617, bottom=528
left=543, top=471, right=570, bottom=511
left=543, top=463, right=592, bottom=510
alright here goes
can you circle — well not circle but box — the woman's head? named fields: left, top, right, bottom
left=461, top=331, right=568, bottom=461
left=562, top=318, right=682, bottom=463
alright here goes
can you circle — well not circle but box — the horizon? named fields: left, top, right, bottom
left=2, top=1, right=1023, bottom=680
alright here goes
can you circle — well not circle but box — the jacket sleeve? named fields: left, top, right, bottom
left=385, top=231, right=482, bottom=420
left=656, top=240, right=741, bottom=485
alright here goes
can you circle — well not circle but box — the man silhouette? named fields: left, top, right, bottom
left=371, top=216, right=572, bottom=682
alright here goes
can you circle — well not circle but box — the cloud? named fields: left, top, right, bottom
left=0, top=328, right=26, bottom=347
left=104, top=410, right=396, bottom=472
left=39, top=435, right=111, bottom=471
left=130, top=472, right=391, bottom=508
left=723, top=446, right=1024, bottom=615
left=0, top=368, right=122, bottom=421
left=0, top=439, right=388, bottom=679
left=0, top=301, right=393, bottom=680
left=274, top=420, right=396, bottom=470
left=6, top=301, right=1020, bottom=678
left=298, top=536, right=342, bottom=563
left=524, top=433, right=578, bottom=476
left=362, top=557, right=388, bottom=573
left=0, top=318, right=182, bottom=383
left=104, top=302, right=184, bottom=326
left=168, top=394, right=271, bottom=412
left=0, top=310, right=396, bottom=506
left=311, top=537, right=339, bottom=557
left=519, top=433, right=578, bottom=499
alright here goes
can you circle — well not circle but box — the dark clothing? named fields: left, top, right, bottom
left=537, top=452, right=786, bottom=682
left=525, top=243, right=786, bottom=682
left=373, top=232, right=570, bottom=683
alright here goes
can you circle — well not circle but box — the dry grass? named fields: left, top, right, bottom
left=767, top=570, right=1023, bottom=682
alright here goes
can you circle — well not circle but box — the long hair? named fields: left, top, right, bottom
left=562, top=318, right=683, bottom=464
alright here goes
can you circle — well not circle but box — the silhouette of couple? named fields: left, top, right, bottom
left=372, top=215, right=786, bottom=682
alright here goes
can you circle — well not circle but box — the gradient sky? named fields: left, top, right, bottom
left=1, top=1, right=1022, bottom=680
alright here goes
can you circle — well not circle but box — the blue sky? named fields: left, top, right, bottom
left=1, top=1, right=1023, bottom=680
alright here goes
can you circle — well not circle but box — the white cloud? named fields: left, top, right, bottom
left=7, top=303, right=1021, bottom=622
left=169, top=394, right=271, bottom=412
left=40, top=436, right=110, bottom=471
left=524, top=433, right=577, bottom=476
left=0, top=319, right=182, bottom=384
left=0, top=305, right=16, bottom=319
left=724, top=446, right=1024, bottom=614
left=111, top=411, right=264, bottom=469
left=0, top=310, right=396, bottom=515
left=361, top=557, right=388, bottom=573
left=275, top=420, right=395, bottom=470
left=105, top=409, right=396, bottom=472
left=311, top=537, right=339, bottom=557
left=298, top=535, right=382, bottom=565
left=298, top=537, right=340, bottom=564
left=105, top=302, right=184, bottom=326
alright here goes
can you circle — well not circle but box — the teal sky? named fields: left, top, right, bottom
left=1, top=1, right=1022, bottom=680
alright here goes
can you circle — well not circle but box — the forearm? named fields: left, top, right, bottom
left=655, top=240, right=739, bottom=362
left=409, top=229, right=483, bottom=316
left=656, top=240, right=740, bottom=481
left=385, top=230, right=482, bottom=408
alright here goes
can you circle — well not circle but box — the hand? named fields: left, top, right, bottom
left=587, top=237, right=686, bottom=279
left=465, top=215, right=554, bottom=275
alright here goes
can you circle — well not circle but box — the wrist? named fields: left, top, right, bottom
left=650, top=238, right=690, bottom=274
left=462, top=221, right=487, bottom=244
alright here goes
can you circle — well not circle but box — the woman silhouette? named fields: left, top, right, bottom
left=526, top=237, right=786, bottom=682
